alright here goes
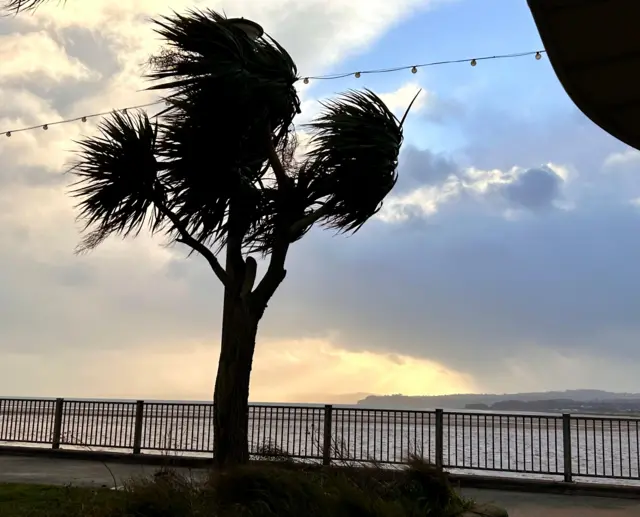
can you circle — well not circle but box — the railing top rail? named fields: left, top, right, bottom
left=331, top=407, right=438, bottom=415
left=2, top=396, right=640, bottom=422
left=250, top=404, right=326, bottom=411
left=141, top=401, right=213, bottom=406
left=570, top=413, right=640, bottom=422
left=64, top=399, right=137, bottom=404
left=444, top=410, right=565, bottom=419
left=0, top=397, right=58, bottom=402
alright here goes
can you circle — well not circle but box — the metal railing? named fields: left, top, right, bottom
left=1, top=398, right=639, bottom=483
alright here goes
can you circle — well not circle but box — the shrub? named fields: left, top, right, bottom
left=118, top=470, right=205, bottom=517
left=112, top=459, right=470, bottom=517
left=8, top=460, right=470, bottom=517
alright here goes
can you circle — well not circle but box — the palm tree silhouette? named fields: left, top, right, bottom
left=4, top=6, right=418, bottom=466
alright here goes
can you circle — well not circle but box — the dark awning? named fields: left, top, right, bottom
left=528, top=0, right=640, bottom=150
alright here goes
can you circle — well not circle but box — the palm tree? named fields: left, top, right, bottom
left=8, top=6, right=417, bottom=466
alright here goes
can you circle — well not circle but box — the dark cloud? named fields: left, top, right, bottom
left=396, top=145, right=458, bottom=193
left=0, top=16, right=32, bottom=36
left=250, top=108, right=640, bottom=391
left=57, top=27, right=122, bottom=78
left=255, top=204, right=640, bottom=389
left=501, top=166, right=563, bottom=210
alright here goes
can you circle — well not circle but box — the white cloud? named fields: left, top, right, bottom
left=604, top=148, right=640, bottom=169
left=0, top=87, right=86, bottom=171
left=546, top=162, right=572, bottom=182
left=0, top=31, right=97, bottom=83
left=23, top=0, right=447, bottom=78
left=379, top=177, right=460, bottom=221
left=379, top=81, right=427, bottom=117
left=380, top=163, right=568, bottom=222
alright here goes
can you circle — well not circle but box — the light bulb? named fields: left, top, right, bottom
left=535, top=51, right=542, bottom=60
left=42, top=124, right=48, bottom=130
left=303, top=77, right=309, bottom=84
left=5, top=132, right=10, bottom=137
left=411, top=66, right=418, bottom=74
left=81, top=116, right=87, bottom=122
left=470, top=59, right=477, bottom=67
left=355, top=72, right=361, bottom=78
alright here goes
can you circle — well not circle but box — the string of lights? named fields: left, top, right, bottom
left=1, top=49, right=545, bottom=138
left=303, top=50, right=544, bottom=82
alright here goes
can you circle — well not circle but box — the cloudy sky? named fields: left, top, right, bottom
left=1, top=0, right=639, bottom=404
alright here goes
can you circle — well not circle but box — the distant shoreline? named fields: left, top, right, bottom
left=356, top=390, right=640, bottom=415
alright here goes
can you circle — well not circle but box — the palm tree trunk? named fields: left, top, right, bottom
left=212, top=201, right=285, bottom=467
left=213, top=283, right=260, bottom=467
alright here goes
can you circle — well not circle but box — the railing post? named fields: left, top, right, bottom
left=51, top=398, right=64, bottom=450
left=132, top=400, right=144, bottom=454
left=435, top=409, right=444, bottom=469
left=322, top=404, right=333, bottom=466
left=562, top=413, right=573, bottom=483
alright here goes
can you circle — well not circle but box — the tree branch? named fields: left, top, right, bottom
left=250, top=236, right=289, bottom=311
left=289, top=203, right=333, bottom=236
left=250, top=128, right=323, bottom=309
left=240, top=256, right=257, bottom=297
left=266, top=125, right=291, bottom=190
left=248, top=131, right=299, bottom=309
left=225, top=199, right=247, bottom=282
left=154, top=201, right=229, bottom=287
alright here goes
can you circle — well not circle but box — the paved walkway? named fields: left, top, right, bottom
left=0, top=455, right=639, bottom=516
left=461, top=488, right=640, bottom=516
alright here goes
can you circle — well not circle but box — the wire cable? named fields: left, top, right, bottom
left=1, top=49, right=545, bottom=137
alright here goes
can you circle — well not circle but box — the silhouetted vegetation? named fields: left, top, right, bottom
left=0, top=459, right=474, bottom=517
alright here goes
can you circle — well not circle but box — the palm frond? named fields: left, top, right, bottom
left=146, top=8, right=300, bottom=139
left=1, top=0, right=53, bottom=14
left=40, top=7, right=410, bottom=261
left=143, top=9, right=301, bottom=248
left=238, top=130, right=309, bottom=254
left=155, top=89, right=267, bottom=249
left=301, top=89, right=406, bottom=233
left=241, top=181, right=310, bottom=255
left=69, top=110, right=160, bottom=252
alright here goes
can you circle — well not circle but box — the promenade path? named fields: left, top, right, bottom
left=0, top=455, right=639, bottom=516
